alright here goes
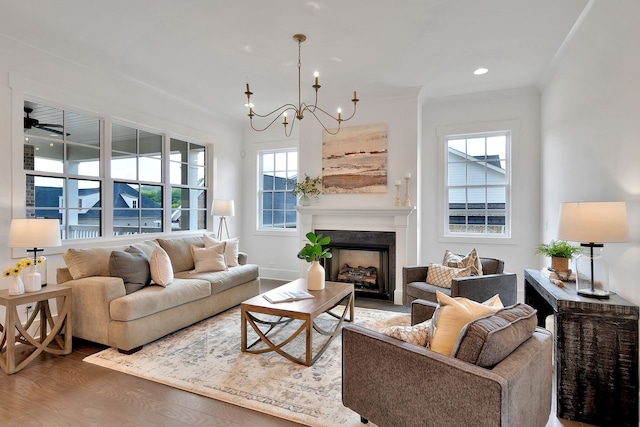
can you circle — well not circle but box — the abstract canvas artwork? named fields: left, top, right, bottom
left=321, top=123, right=387, bottom=193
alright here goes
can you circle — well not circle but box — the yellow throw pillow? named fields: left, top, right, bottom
left=429, top=291, right=503, bottom=356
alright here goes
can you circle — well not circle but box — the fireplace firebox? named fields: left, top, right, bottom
left=316, top=229, right=395, bottom=300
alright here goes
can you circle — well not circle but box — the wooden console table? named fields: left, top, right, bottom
left=0, top=284, right=72, bottom=374
left=524, top=269, right=638, bottom=426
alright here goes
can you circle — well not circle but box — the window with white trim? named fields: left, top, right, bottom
left=23, top=100, right=209, bottom=240
left=111, top=123, right=164, bottom=235
left=258, top=149, right=297, bottom=229
left=445, top=131, right=510, bottom=237
left=24, top=100, right=103, bottom=239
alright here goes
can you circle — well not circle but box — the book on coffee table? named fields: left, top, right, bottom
left=263, top=290, right=314, bottom=304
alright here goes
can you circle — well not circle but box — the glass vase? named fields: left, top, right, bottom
left=299, top=194, right=311, bottom=206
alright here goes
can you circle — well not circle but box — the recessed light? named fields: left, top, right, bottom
left=474, top=68, right=488, bottom=75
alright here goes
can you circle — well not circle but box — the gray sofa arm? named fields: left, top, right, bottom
left=452, top=272, right=517, bottom=306
left=342, top=324, right=507, bottom=427
left=402, top=266, right=429, bottom=305
left=411, top=298, right=437, bottom=325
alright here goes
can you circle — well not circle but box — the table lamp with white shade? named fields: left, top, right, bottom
left=8, top=218, right=62, bottom=290
left=212, top=199, right=235, bottom=240
left=557, top=201, right=629, bottom=299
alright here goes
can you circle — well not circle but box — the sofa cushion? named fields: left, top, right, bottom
left=443, top=248, right=483, bottom=276
left=176, top=263, right=259, bottom=295
left=453, top=303, right=538, bottom=368
left=63, top=246, right=126, bottom=280
left=191, top=243, right=227, bottom=272
left=426, top=263, right=471, bottom=288
left=382, top=319, right=431, bottom=347
left=204, top=234, right=239, bottom=267
left=109, top=246, right=151, bottom=294
left=150, top=246, right=174, bottom=286
left=157, top=236, right=204, bottom=273
left=109, top=278, right=211, bottom=322
left=429, top=291, right=503, bottom=356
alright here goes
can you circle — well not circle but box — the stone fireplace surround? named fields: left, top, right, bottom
left=296, top=206, right=415, bottom=305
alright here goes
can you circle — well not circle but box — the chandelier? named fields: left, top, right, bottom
left=244, top=34, right=358, bottom=136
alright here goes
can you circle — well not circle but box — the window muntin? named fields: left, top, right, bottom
left=445, top=132, right=510, bottom=237
left=259, top=149, right=297, bottom=230
left=22, top=100, right=210, bottom=240
left=24, top=101, right=102, bottom=239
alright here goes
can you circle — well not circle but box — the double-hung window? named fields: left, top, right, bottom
left=445, top=131, right=510, bottom=237
left=111, top=123, right=164, bottom=235
left=259, top=149, right=297, bottom=229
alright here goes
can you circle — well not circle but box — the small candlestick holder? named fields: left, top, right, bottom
left=403, top=176, right=411, bottom=207
left=395, top=183, right=401, bottom=206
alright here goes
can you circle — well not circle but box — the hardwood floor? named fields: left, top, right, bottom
left=0, top=280, right=589, bottom=427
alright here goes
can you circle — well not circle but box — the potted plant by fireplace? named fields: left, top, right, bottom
left=535, top=239, right=581, bottom=276
left=297, top=231, right=332, bottom=290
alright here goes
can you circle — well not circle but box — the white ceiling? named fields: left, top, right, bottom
left=1, top=0, right=589, bottom=124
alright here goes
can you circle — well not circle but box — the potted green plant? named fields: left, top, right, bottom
left=535, top=240, right=582, bottom=272
left=297, top=231, right=332, bottom=290
left=291, top=174, right=322, bottom=206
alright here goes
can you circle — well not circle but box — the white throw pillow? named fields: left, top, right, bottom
left=204, top=234, right=239, bottom=267
left=191, top=243, right=228, bottom=273
left=150, top=246, right=174, bottom=287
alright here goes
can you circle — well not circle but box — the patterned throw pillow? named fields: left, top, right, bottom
left=426, top=263, right=471, bottom=288
left=382, top=319, right=432, bottom=347
left=443, top=248, right=483, bottom=276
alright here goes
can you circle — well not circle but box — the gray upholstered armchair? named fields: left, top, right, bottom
left=403, top=257, right=517, bottom=307
left=342, top=299, right=553, bottom=427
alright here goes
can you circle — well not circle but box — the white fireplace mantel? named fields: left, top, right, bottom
left=296, top=205, right=415, bottom=305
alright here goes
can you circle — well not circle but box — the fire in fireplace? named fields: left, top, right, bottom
left=316, top=229, right=395, bottom=300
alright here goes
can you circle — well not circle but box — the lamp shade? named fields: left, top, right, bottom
left=8, top=219, right=62, bottom=248
left=557, top=201, right=629, bottom=243
left=212, top=199, right=235, bottom=217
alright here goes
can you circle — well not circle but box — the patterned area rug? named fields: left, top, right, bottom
left=84, top=305, right=410, bottom=427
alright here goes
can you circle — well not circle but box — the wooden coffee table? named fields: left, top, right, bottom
left=241, top=279, right=354, bottom=366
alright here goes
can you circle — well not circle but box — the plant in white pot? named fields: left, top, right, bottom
left=535, top=240, right=582, bottom=274
left=297, top=231, right=332, bottom=290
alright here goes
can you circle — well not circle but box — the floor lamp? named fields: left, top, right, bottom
left=212, top=199, right=235, bottom=240
left=557, top=201, right=629, bottom=299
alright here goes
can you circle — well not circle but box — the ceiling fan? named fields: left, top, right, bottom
left=24, top=107, right=65, bottom=135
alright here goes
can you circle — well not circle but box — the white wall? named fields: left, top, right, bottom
left=241, top=92, right=421, bottom=282
left=422, top=87, right=542, bottom=301
left=0, top=37, right=244, bottom=321
left=541, top=0, right=640, bottom=304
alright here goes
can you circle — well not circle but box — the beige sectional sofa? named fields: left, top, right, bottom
left=56, top=235, right=260, bottom=353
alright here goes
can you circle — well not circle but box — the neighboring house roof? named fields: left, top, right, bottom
left=34, top=183, right=162, bottom=219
